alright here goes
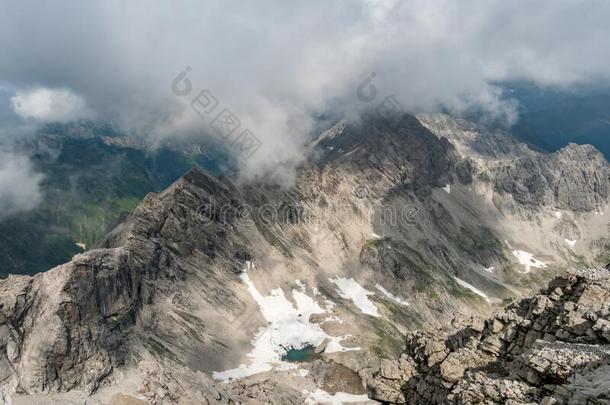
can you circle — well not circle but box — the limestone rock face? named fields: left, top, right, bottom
left=0, top=169, right=249, bottom=398
left=491, top=144, right=609, bottom=211
left=368, top=269, right=610, bottom=404
left=419, top=114, right=610, bottom=213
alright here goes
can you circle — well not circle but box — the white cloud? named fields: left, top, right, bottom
left=1, top=0, right=610, bottom=176
left=0, top=152, right=43, bottom=219
left=10, top=88, right=88, bottom=122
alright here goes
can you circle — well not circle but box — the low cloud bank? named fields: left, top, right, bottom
left=1, top=0, right=610, bottom=179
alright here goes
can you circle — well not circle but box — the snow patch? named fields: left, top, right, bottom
left=325, top=335, right=360, bottom=353
left=213, top=273, right=355, bottom=382
left=512, top=250, right=548, bottom=273
left=484, top=266, right=495, bottom=273
left=454, top=277, right=490, bottom=302
left=375, top=284, right=409, bottom=306
left=75, top=242, right=86, bottom=250
left=310, top=120, right=347, bottom=147
left=370, top=233, right=383, bottom=240
left=296, top=368, right=310, bottom=377
left=443, top=184, right=451, bottom=193
left=344, top=147, right=360, bottom=157
left=565, top=239, right=577, bottom=247
left=330, top=277, right=380, bottom=317
left=552, top=210, right=562, bottom=219
left=304, top=389, right=372, bottom=404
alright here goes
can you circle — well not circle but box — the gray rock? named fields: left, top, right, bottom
left=368, top=271, right=610, bottom=404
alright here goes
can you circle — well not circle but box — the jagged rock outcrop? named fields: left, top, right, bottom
left=491, top=144, right=609, bottom=211
left=419, top=114, right=610, bottom=213
left=368, top=268, right=610, bottom=404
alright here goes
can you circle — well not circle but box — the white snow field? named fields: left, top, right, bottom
left=213, top=270, right=356, bottom=381
left=375, top=284, right=409, bottom=306
left=330, top=277, right=380, bottom=317
left=305, top=389, right=373, bottom=404
left=512, top=250, right=548, bottom=273
left=454, top=277, right=490, bottom=302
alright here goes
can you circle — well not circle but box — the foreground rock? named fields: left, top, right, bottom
left=368, top=268, right=610, bottom=404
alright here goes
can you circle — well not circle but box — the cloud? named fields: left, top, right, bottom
left=1, top=0, right=610, bottom=177
left=0, top=152, right=43, bottom=219
left=10, top=87, right=88, bottom=122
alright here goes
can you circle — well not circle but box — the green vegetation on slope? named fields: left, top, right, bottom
left=0, top=125, right=232, bottom=277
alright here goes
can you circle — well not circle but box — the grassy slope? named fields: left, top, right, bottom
left=0, top=132, right=231, bottom=277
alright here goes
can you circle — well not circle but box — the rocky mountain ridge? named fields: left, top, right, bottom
left=419, top=114, right=610, bottom=212
left=368, top=268, right=610, bottom=404
left=0, top=113, right=609, bottom=404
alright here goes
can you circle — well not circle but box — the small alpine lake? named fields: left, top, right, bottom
left=281, top=345, right=318, bottom=362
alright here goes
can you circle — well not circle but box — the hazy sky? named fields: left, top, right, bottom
left=1, top=0, right=610, bottom=211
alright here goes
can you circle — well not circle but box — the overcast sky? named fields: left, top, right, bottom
left=1, top=0, right=610, bottom=207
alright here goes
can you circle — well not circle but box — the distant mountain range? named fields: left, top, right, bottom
left=0, top=121, right=234, bottom=277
